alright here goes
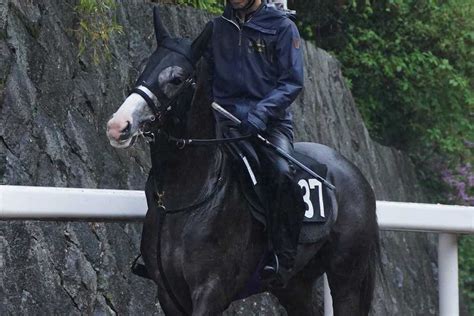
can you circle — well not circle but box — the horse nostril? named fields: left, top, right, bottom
left=121, top=121, right=131, bottom=134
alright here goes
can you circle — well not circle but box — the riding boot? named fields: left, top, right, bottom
left=249, top=125, right=305, bottom=287
left=262, top=174, right=305, bottom=287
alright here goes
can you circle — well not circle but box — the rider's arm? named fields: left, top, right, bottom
left=247, top=21, right=304, bottom=132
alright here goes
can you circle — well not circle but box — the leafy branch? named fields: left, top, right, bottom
left=75, top=0, right=123, bottom=64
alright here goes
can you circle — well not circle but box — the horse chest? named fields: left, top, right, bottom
left=160, top=214, right=222, bottom=266
left=160, top=215, right=186, bottom=260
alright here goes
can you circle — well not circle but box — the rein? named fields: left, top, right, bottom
left=165, top=132, right=251, bottom=149
left=152, top=148, right=225, bottom=215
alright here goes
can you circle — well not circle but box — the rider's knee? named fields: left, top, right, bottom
left=270, top=159, right=293, bottom=186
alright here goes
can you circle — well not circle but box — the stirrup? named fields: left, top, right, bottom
left=261, top=253, right=290, bottom=288
left=262, top=253, right=280, bottom=275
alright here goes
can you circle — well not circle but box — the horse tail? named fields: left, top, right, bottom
left=360, top=216, right=381, bottom=315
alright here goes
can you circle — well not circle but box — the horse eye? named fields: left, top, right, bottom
left=170, top=77, right=183, bottom=85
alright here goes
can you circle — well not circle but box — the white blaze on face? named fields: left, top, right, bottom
left=106, top=93, right=152, bottom=148
left=106, top=66, right=187, bottom=149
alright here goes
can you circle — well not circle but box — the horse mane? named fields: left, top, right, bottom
left=186, top=59, right=215, bottom=139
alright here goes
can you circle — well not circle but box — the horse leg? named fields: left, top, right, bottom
left=326, top=271, right=364, bottom=316
left=154, top=281, right=190, bottom=316
left=186, top=248, right=261, bottom=315
left=325, top=241, right=377, bottom=316
left=271, top=272, right=322, bottom=316
left=141, top=206, right=192, bottom=315
left=189, top=277, right=235, bottom=316
left=181, top=245, right=253, bottom=316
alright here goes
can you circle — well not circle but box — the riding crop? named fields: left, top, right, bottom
left=211, top=102, right=336, bottom=191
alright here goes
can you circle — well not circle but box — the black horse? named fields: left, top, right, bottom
left=106, top=8, right=379, bottom=316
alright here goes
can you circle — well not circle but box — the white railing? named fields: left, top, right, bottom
left=324, top=201, right=473, bottom=316
left=1, top=185, right=473, bottom=316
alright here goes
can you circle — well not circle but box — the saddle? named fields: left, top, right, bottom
left=221, top=126, right=337, bottom=244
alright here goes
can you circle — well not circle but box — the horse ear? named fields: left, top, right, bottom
left=191, top=22, right=213, bottom=64
left=153, top=6, right=170, bottom=44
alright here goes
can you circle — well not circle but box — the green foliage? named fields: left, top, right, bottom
left=293, top=0, right=474, bottom=166
left=460, top=235, right=474, bottom=313
left=75, top=0, right=123, bottom=64
left=176, top=0, right=225, bottom=14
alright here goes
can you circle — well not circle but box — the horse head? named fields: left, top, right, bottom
left=106, top=7, right=211, bottom=148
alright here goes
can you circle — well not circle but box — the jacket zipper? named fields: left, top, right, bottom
left=221, top=16, right=242, bottom=46
left=220, top=16, right=245, bottom=94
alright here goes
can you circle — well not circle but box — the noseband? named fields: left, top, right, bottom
left=131, top=75, right=195, bottom=119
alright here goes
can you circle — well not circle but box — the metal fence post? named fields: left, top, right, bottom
left=438, top=233, right=459, bottom=316
left=324, top=273, right=333, bottom=316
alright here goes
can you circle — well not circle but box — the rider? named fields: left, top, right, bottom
left=205, top=0, right=305, bottom=285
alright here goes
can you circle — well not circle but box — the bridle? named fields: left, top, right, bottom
left=126, top=81, right=187, bottom=145
left=126, top=36, right=198, bottom=140
left=128, top=45, right=250, bottom=148
left=130, top=75, right=195, bottom=119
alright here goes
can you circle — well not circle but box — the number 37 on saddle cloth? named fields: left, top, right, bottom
left=223, top=136, right=337, bottom=244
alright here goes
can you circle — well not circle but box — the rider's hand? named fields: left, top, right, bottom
left=239, top=120, right=259, bottom=136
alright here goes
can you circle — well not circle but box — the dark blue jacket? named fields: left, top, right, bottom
left=207, top=4, right=304, bottom=133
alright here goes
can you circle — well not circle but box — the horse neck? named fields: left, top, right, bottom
left=156, top=65, right=221, bottom=210
left=185, top=65, right=215, bottom=139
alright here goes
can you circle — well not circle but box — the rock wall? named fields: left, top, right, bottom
left=0, top=1, right=439, bottom=315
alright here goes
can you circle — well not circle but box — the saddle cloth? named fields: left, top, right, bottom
left=224, top=138, right=337, bottom=244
